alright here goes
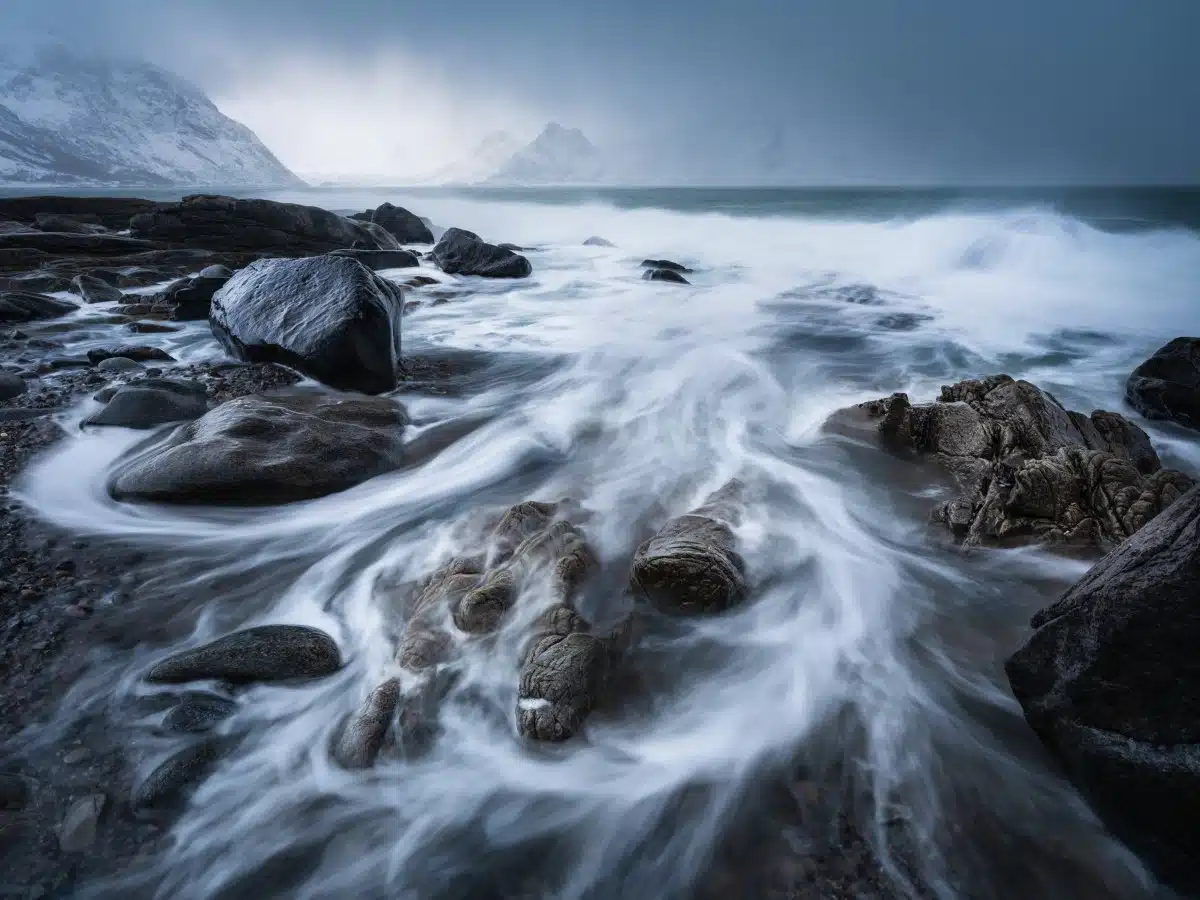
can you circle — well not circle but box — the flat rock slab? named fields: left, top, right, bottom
left=108, top=391, right=408, bottom=505
left=211, top=255, right=405, bottom=394
left=146, top=624, right=342, bottom=685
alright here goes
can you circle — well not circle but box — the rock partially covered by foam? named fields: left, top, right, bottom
left=631, top=481, right=747, bottom=615
left=841, top=375, right=1193, bottom=548
left=432, top=228, right=532, bottom=278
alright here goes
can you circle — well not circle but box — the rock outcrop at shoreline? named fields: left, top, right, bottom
left=350, top=203, right=435, bottom=245
left=839, top=375, right=1194, bottom=548
left=210, top=255, right=405, bottom=394
left=1006, top=484, right=1200, bottom=892
left=1126, top=337, right=1200, bottom=430
left=432, top=228, right=532, bottom=278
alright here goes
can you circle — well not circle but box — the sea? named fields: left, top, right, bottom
left=10, top=185, right=1200, bottom=899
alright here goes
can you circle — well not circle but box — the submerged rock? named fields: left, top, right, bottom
left=163, top=693, right=238, bottom=734
left=843, top=375, right=1194, bottom=548
left=71, top=273, right=123, bottom=304
left=0, top=290, right=75, bottom=324
left=146, top=625, right=342, bottom=685
left=631, top=481, right=747, bottom=615
left=432, top=228, right=532, bottom=278
left=1006, top=485, right=1200, bottom=891
left=640, top=258, right=692, bottom=274
left=129, top=194, right=394, bottom=254
left=210, top=255, right=404, bottom=394
left=583, top=236, right=615, bottom=247
left=332, top=678, right=401, bottom=770
left=643, top=268, right=690, bottom=285
left=328, top=248, right=420, bottom=270
left=132, top=742, right=220, bottom=815
left=87, top=345, right=174, bottom=365
left=1126, top=337, right=1200, bottom=430
left=352, top=203, right=435, bottom=244
left=108, top=392, right=408, bottom=505
left=85, top=378, right=208, bottom=429
left=59, top=793, right=106, bottom=852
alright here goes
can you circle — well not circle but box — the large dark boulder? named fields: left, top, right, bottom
left=84, top=379, right=208, bottom=429
left=210, top=256, right=404, bottom=394
left=631, top=481, right=747, bottom=615
left=146, top=625, right=342, bottom=684
left=641, top=259, right=692, bottom=274
left=0, top=291, right=75, bottom=324
left=129, top=195, right=396, bottom=255
left=1126, top=337, right=1200, bottom=431
left=151, top=269, right=233, bottom=321
left=643, top=268, right=689, bottom=285
left=352, top=203, right=434, bottom=244
left=838, top=375, right=1194, bottom=548
left=1006, top=485, right=1200, bottom=892
left=0, top=196, right=160, bottom=231
left=327, top=248, right=420, bottom=271
left=432, top=228, right=532, bottom=278
left=108, top=391, right=408, bottom=505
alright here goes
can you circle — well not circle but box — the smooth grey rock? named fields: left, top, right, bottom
left=109, top=392, right=407, bottom=505
left=163, top=693, right=237, bottom=734
left=332, top=679, right=400, bottom=770
left=146, top=625, right=341, bottom=685
left=432, top=228, right=531, bottom=279
left=85, top=379, right=207, bottom=429
left=210, top=256, right=404, bottom=394
left=87, top=346, right=174, bottom=365
left=96, top=356, right=144, bottom=374
left=0, top=291, right=75, bottom=324
left=59, top=794, right=106, bottom=852
left=352, top=203, right=434, bottom=244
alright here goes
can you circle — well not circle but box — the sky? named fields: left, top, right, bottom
left=2, top=0, right=1199, bottom=184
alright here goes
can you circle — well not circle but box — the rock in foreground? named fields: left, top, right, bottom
left=631, top=481, right=747, bottom=615
left=432, top=228, right=532, bottom=278
left=844, top=375, right=1194, bottom=548
left=129, top=194, right=395, bottom=254
left=210, top=256, right=404, bottom=394
left=1006, top=485, right=1200, bottom=892
left=108, top=392, right=408, bottom=505
left=1126, top=337, right=1200, bottom=431
left=146, top=625, right=341, bottom=684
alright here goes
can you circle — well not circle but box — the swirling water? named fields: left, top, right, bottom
left=13, top=187, right=1200, bottom=899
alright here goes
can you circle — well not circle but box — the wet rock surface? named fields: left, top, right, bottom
left=145, top=625, right=342, bottom=685
left=641, top=258, right=693, bottom=273
left=332, top=679, right=401, bottom=770
left=844, top=375, right=1195, bottom=548
left=643, top=267, right=690, bottom=284
left=0, top=290, right=76, bottom=324
left=131, top=742, right=221, bottom=816
left=631, top=481, right=747, bottom=615
left=71, top=274, right=124, bottom=304
left=108, top=391, right=408, bottom=505
left=327, top=247, right=421, bottom=270
left=1126, top=336, right=1200, bottom=430
left=351, top=203, right=435, bottom=244
left=147, top=268, right=233, bottom=321
left=210, top=255, right=405, bottom=394
left=84, top=379, right=208, bottom=429
left=1006, top=485, right=1200, bottom=893
left=162, top=692, right=238, bottom=734
left=432, top=227, right=532, bottom=278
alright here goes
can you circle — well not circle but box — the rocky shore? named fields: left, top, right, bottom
left=1, top=192, right=1198, bottom=898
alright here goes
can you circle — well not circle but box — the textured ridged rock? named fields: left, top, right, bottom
left=163, top=693, right=238, bottom=734
left=845, top=375, right=1194, bottom=548
left=109, top=392, right=407, bottom=505
left=210, top=255, right=404, bottom=394
left=132, top=742, right=220, bottom=815
left=1126, top=337, right=1200, bottom=431
left=631, top=481, right=747, bottom=615
left=146, top=625, right=341, bottom=685
left=1006, top=485, right=1200, bottom=892
left=432, top=228, right=532, bottom=278
left=332, top=679, right=401, bottom=770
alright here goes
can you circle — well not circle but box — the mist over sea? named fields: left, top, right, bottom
left=12, top=185, right=1200, bottom=898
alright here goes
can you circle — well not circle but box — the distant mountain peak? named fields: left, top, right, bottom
left=0, top=45, right=300, bottom=188
left=487, top=123, right=602, bottom=185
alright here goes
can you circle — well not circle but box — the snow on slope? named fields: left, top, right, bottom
left=419, top=131, right=524, bottom=185
left=487, top=123, right=602, bottom=184
left=0, top=45, right=301, bottom=187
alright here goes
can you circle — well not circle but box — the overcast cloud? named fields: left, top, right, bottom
left=2, top=0, right=1197, bottom=183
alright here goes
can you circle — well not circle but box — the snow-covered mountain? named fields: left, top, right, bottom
left=420, top=131, right=523, bottom=186
left=0, top=46, right=301, bottom=188
left=486, top=123, right=602, bottom=185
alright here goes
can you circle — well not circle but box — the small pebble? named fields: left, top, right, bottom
left=62, top=747, right=93, bottom=766
left=59, top=794, right=106, bottom=853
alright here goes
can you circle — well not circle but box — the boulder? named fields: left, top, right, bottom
left=397, top=557, right=484, bottom=671
left=129, top=195, right=395, bottom=254
left=353, top=203, right=435, bottom=244
left=87, top=346, right=174, bottom=365
left=640, top=259, right=692, bottom=273
left=33, top=213, right=107, bottom=234
left=96, top=357, right=145, bottom=374
left=108, top=392, right=408, bottom=505
left=631, top=481, right=747, bottom=615
left=432, top=228, right=532, bottom=279
left=0, top=372, right=28, bottom=401
left=84, top=379, right=208, bottom=429
left=210, top=256, right=404, bottom=394
left=1126, top=337, right=1200, bottom=430
left=152, top=269, right=233, bottom=321
left=843, top=376, right=1194, bottom=548
left=146, top=625, right=342, bottom=685
left=583, top=236, right=615, bottom=247
left=0, top=196, right=160, bottom=230
left=327, top=248, right=420, bottom=271
left=1006, top=485, right=1200, bottom=891
left=332, top=679, right=400, bottom=770
left=71, top=273, right=124, bottom=304
left=0, top=290, right=75, bottom=324
left=643, top=268, right=690, bottom=285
